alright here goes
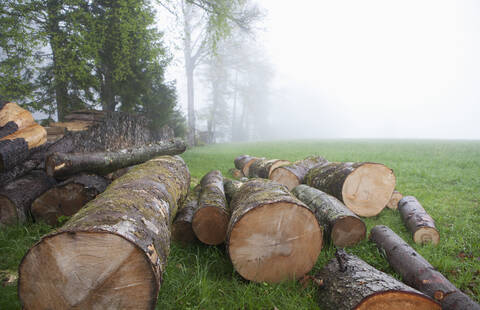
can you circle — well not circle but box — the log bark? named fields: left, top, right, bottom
left=104, top=166, right=135, bottom=181
left=234, top=155, right=262, bottom=176
left=317, top=250, right=440, bottom=310
left=172, top=185, right=201, bottom=244
left=305, top=162, right=396, bottom=217
left=0, top=102, right=36, bottom=138
left=227, top=179, right=323, bottom=283
left=223, top=178, right=243, bottom=204
left=387, top=190, right=403, bottom=209
left=270, top=156, right=328, bottom=190
left=398, top=196, right=439, bottom=245
left=292, top=185, right=366, bottom=247
left=248, top=158, right=291, bottom=179
left=18, top=155, right=190, bottom=309
left=370, top=225, right=480, bottom=310
left=46, top=138, right=186, bottom=179
left=192, top=170, right=228, bottom=245
left=31, top=174, right=110, bottom=226
left=0, top=171, right=55, bottom=225
left=228, top=168, right=244, bottom=179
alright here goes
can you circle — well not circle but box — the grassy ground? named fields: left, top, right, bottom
left=1, top=140, right=479, bottom=309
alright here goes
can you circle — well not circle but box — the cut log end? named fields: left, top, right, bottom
left=0, top=196, right=16, bottom=225
left=19, top=231, right=157, bottom=309
left=356, top=291, right=441, bottom=310
left=413, top=227, right=440, bottom=245
left=387, top=190, right=403, bottom=209
left=192, top=206, right=229, bottom=245
left=331, top=216, right=366, bottom=247
left=229, top=202, right=322, bottom=283
left=267, top=160, right=291, bottom=178
left=342, top=163, right=396, bottom=217
left=270, top=168, right=300, bottom=190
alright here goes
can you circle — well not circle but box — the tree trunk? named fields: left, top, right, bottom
left=172, top=184, right=201, bottom=244
left=192, top=170, right=228, bottom=245
left=18, top=155, right=190, bottom=309
left=317, top=250, right=440, bottom=310
left=227, top=179, right=322, bottom=283
left=305, top=162, right=396, bottom=217
left=0, top=102, right=36, bottom=138
left=398, top=196, right=439, bottom=245
left=387, top=190, right=403, bottom=209
left=233, top=155, right=262, bottom=176
left=248, top=158, right=291, bottom=179
left=0, top=171, right=55, bottom=226
left=0, top=124, right=47, bottom=172
left=31, top=174, right=110, bottom=226
left=270, top=156, right=328, bottom=190
left=292, top=185, right=366, bottom=247
left=223, top=178, right=243, bottom=204
left=46, top=138, right=186, bottom=179
left=370, top=225, right=480, bottom=310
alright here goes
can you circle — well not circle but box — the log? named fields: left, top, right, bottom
left=49, top=121, right=93, bottom=132
left=18, top=155, right=190, bottom=309
left=0, top=123, right=47, bottom=172
left=104, top=166, right=135, bottom=181
left=233, top=155, right=262, bottom=176
left=227, top=179, right=322, bottom=283
left=370, top=225, right=480, bottom=310
left=192, top=170, right=228, bottom=245
left=248, top=158, right=291, bottom=179
left=46, top=138, right=186, bottom=179
left=172, top=185, right=201, bottom=244
left=305, top=162, right=396, bottom=217
left=228, top=168, right=244, bottom=179
left=292, top=185, right=366, bottom=247
left=270, top=156, right=328, bottom=190
left=0, top=171, right=55, bottom=225
left=398, top=196, right=439, bottom=245
left=31, top=174, right=110, bottom=226
left=0, top=102, right=36, bottom=138
left=223, top=178, right=243, bottom=204
left=387, top=190, right=403, bottom=209
left=317, top=250, right=441, bottom=310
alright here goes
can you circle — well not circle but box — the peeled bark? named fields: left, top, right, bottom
left=370, top=225, right=480, bottom=310
left=292, top=185, right=366, bottom=247
left=223, top=178, right=243, bottom=204
left=398, top=196, right=439, bottom=245
left=0, top=171, right=55, bottom=225
left=248, top=158, right=291, bottom=179
left=387, top=190, right=403, bottom=209
left=46, top=138, right=186, bottom=179
left=305, top=162, right=396, bottom=217
left=270, top=156, right=328, bottom=190
left=317, top=250, right=440, bottom=310
left=172, top=185, right=201, bottom=244
left=18, top=155, right=190, bottom=309
left=31, top=174, right=110, bottom=226
left=192, top=170, right=228, bottom=245
left=227, top=179, right=322, bottom=283
left=234, top=155, right=262, bottom=176
left=0, top=102, right=36, bottom=138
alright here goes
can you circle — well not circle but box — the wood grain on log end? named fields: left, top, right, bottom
left=356, top=291, right=441, bottom=310
left=413, top=227, right=439, bottom=245
left=387, top=190, right=403, bottom=209
left=331, top=216, right=366, bottom=247
left=270, top=167, right=299, bottom=190
left=192, top=206, right=229, bottom=245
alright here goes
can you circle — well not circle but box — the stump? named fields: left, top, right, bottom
left=172, top=185, right=201, bottom=244
left=386, top=190, right=403, bottom=209
left=18, top=155, right=190, bottom=309
left=248, top=158, right=290, bottom=179
left=305, top=162, right=396, bottom=217
left=227, top=179, right=322, bottom=283
left=292, top=185, right=366, bottom=247
left=234, top=155, right=262, bottom=176
left=398, top=196, right=439, bottom=245
left=270, top=156, right=328, bottom=190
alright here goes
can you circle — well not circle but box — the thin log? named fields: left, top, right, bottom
left=172, top=185, right=201, bottom=244
left=270, top=156, right=328, bottom=190
left=387, top=190, right=403, bottom=209
left=192, top=170, right=228, bottom=245
left=370, top=225, right=480, bottom=310
left=31, top=174, right=110, bottom=226
left=305, top=162, right=396, bottom=217
left=292, top=185, right=366, bottom=247
left=227, top=179, right=323, bottom=283
left=317, top=249, right=440, bottom=310
left=0, top=171, right=55, bottom=225
left=223, top=178, right=243, bottom=204
left=234, top=155, right=262, bottom=176
left=46, top=138, right=186, bottom=179
left=0, top=102, right=36, bottom=138
left=248, top=158, right=291, bottom=179
left=18, top=155, right=190, bottom=309
left=398, top=196, right=439, bottom=245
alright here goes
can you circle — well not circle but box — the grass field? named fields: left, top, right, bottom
left=1, top=140, right=479, bottom=309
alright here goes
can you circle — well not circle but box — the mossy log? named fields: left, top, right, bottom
left=234, top=155, right=262, bottom=176
left=398, top=196, right=439, bottom=245
left=370, top=225, right=480, bottom=310
left=317, top=250, right=440, bottom=310
left=270, top=156, right=328, bottom=190
left=305, top=162, right=396, bottom=217
left=192, top=170, right=228, bottom=245
left=46, top=138, right=186, bottom=179
left=31, top=174, right=110, bottom=226
left=227, top=179, right=322, bottom=283
left=223, top=178, right=243, bottom=204
left=387, top=190, right=403, bottom=209
left=292, top=185, right=366, bottom=247
left=18, top=155, right=190, bottom=309
left=0, top=102, right=36, bottom=138
left=0, top=171, right=55, bottom=226
left=248, top=158, right=291, bottom=179
left=0, top=124, right=47, bottom=172
left=172, top=185, right=201, bottom=244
